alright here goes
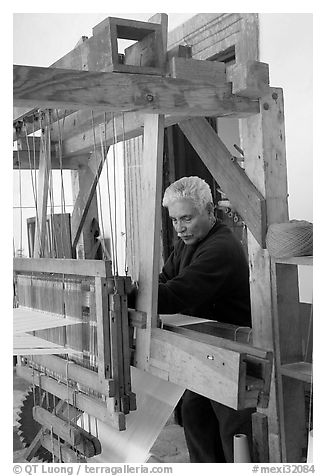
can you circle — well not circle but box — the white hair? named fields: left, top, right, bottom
left=162, top=176, right=213, bottom=212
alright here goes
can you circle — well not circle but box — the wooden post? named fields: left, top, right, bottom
left=240, top=88, right=303, bottom=462
left=134, top=114, right=165, bottom=371
left=133, top=13, right=167, bottom=372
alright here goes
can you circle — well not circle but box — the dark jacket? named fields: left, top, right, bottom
left=158, top=221, right=251, bottom=327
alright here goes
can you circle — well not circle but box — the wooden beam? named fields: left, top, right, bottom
left=30, top=354, right=115, bottom=396
left=33, top=406, right=82, bottom=446
left=51, top=110, right=187, bottom=159
left=71, top=150, right=107, bottom=252
left=179, top=117, right=267, bottom=247
left=227, top=60, right=270, bottom=98
left=149, top=328, right=248, bottom=410
left=168, top=57, right=226, bottom=84
left=13, top=64, right=259, bottom=117
left=13, top=257, right=112, bottom=277
left=16, top=364, right=125, bottom=430
left=240, top=87, right=298, bottom=463
left=14, top=137, right=88, bottom=169
left=133, top=115, right=165, bottom=371
left=252, top=412, right=269, bottom=462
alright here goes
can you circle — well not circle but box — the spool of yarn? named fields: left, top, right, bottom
left=266, top=220, right=313, bottom=259
left=233, top=433, right=251, bottom=462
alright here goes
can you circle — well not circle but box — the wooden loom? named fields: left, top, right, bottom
left=13, top=13, right=311, bottom=463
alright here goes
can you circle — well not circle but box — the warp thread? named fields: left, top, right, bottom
left=266, top=220, right=313, bottom=259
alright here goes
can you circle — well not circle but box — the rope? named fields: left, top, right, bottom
left=266, top=220, right=313, bottom=259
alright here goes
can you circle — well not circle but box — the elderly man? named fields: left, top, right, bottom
left=158, top=176, right=254, bottom=463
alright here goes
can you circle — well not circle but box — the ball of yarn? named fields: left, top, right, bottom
left=266, top=220, right=313, bottom=259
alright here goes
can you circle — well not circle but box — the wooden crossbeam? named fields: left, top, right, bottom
left=30, top=354, right=115, bottom=396
left=16, top=364, right=125, bottom=430
left=14, top=257, right=112, bottom=277
left=179, top=117, right=267, bottom=247
left=14, top=136, right=88, bottom=169
left=33, top=406, right=82, bottom=446
left=13, top=64, right=259, bottom=117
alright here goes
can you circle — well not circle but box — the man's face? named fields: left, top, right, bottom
left=168, top=198, right=212, bottom=245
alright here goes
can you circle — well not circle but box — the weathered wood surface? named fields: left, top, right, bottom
left=33, top=406, right=82, bottom=446
left=70, top=150, right=108, bottom=252
left=31, top=354, right=114, bottom=396
left=13, top=64, right=259, bottom=117
left=13, top=257, right=112, bottom=277
left=179, top=117, right=267, bottom=247
left=149, top=328, right=244, bottom=409
left=16, top=364, right=125, bottom=429
left=133, top=115, right=165, bottom=371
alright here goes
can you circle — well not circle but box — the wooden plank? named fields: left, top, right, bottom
left=13, top=64, right=259, bottom=117
left=271, top=263, right=303, bottom=365
left=240, top=87, right=299, bottom=462
left=168, top=57, right=226, bottom=84
left=24, top=428, right=43, bottom=462
left=71, top=150, right=108, bottom=253
left=13, top=257, right=112, bottom=277
left=227, top=61, right=270, bottom=98
left=280, top=362, right=312, bottom=383
left=179, top=117, right=267, bottom=247
left=49, top=213, right=72, bottom=259
left=252, top=412, right=269, bottom=462
left=30, top=354, right=115, bottom=397
left=52, top=110, right=186, bottom=159
left=118, top=277, right=136, bottom=411
left=95, top=277, right=111, bottom=383
left=133, top=114, right=164, bottom=371
left=116, top=14, right=166, bottom=74
left=281, top=377, right=306, bottom=462
left=161, top=320, right=271, bottom=360
left=33, top=406, right=82, bottom=446
left=149, top=328, right=244, bottom=409
left=13, top=150, right=88, bottom=170
left=110, top=292, right=126, bottom=412
left=16, top=364, right=125, bottom=430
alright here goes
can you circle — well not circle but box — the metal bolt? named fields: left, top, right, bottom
left=263, top=102, right=269, bottom=110
left=272, top=92, right=278, bottom=100
left=146, top=94, right=154, bottom=102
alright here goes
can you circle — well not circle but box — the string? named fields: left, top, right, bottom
left=91, top=111, right=106, bottom=260
left=122, top=113, right=128, bottom=275
left=111, top=114, right=119, bottom=275
left=55, top=108, right=69, bottom=258
left=24, top=120, right=42, bottom=251
left=17, top=145, right=23, bottom=255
